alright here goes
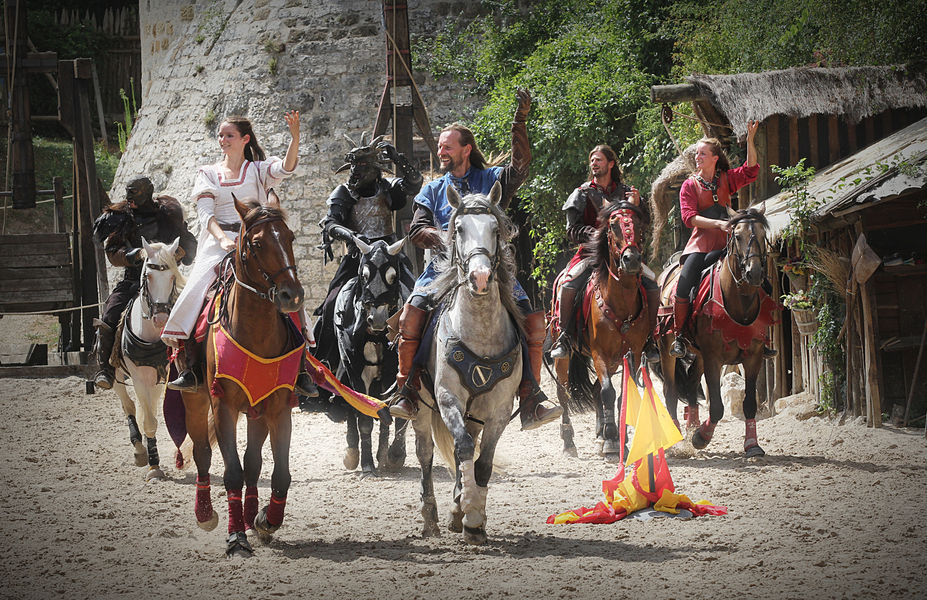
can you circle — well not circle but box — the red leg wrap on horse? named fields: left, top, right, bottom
left=195, top=476, right=212, bottom=523
left=684, top=404, right=700, bottom=428
left=744, top=418, right=758, bottom=449
left=244, top=486, right=259, bottom=530
left=699, top=418, right=717, bottom=442
left=211, top=378, right=223, bottom=398
left=266, top=493, right=287, bottom=527
left=227, top=489, right=244, bottom=534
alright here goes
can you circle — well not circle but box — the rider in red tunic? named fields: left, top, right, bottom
left=670, top=121, right=776, bottom=359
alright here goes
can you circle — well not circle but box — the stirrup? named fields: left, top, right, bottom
left=669, top=338, right=686, bottom=358
left=549, top=334, right=572, bottom=359
left=389, top=392, right=418, bottom=420
left=763, top=346, right=777, bottom=359
left=520, top=401, right=563, bottom=431
left=93, top=370, right=114, bottom=390
left=295, top=372, right=319, bottom=397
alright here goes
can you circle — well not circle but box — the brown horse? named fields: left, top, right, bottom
left=182, top=192, right=305, bottom=557
left=657, top=205, right=777, bottom=458
left=550, top=202, right=653, bottom=457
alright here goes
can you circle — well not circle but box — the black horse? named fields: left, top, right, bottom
left=333, top=235, right=413, bottom=474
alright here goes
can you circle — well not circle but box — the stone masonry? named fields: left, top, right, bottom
left=113, top=0, right=485, bottom=309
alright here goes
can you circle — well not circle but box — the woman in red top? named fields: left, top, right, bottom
left=670, top=120, right=768, bottom=358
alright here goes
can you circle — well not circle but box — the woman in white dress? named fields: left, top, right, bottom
left=163, top=111, right=313, bottom=393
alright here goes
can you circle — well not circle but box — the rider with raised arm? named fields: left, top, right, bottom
left=389, top=89, right=563, bottom=431
left=549, top=144, right=660, bottom=362
left=91, top=175, right=197, bottom=390
left=670, top=120, right=775, bottom=359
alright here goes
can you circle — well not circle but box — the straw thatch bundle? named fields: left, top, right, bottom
left=688, top=65, right=927, bottom=138
left=806, top=246, right=851, bottom=299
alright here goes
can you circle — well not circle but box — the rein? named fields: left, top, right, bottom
left=450, top=202, right=502, bottom=291
left=139, top=260, right=177, bottom=319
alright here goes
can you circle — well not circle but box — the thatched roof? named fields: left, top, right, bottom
left=688, top=64, right=927, bottom=138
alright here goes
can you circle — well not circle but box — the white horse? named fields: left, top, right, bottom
left=111, top=237, right=184, bottom=481
left=413, top=181, right=524, bottom=545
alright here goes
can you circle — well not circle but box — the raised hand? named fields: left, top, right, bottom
left=514, top=88, right=532, bottom=122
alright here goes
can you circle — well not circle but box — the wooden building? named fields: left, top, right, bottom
left=648, top=65, right=927, bottom=423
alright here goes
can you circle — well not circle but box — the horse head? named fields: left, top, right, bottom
left=446, top=180, right=507, bottom=296
left=351, top=235, right=405, bottom=335
left=233, top=191, right=304, bottom=313
left=140, top=237, right=183, bottom=328
left=595, top=201, right=646, bottom=280
left=725, top=203, right=769, bottom=288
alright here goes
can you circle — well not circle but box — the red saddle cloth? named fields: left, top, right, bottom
left=692, top=263, right=780, bottom=350
left=205, top=290, right=305, bottom=408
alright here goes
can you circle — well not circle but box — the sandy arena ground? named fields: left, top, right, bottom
left=1, top=314, right=925, bottom=599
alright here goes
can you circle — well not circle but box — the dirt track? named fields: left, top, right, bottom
left=1, top=361, right=925, bottom=600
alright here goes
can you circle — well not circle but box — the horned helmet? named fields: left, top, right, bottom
left=336, top=132, right=393, bottom=191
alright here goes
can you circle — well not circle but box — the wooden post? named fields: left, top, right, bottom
left=828, top=116, right=840, bottom=165
left=788, top=116, right=799, bottom=166
left=5, top=0, right=37, bottom=209
left=859, top=277, right=882, bottom=427
left=90, top=63, right=109, bottom=149
left=903, top=318, right=927, bottom=427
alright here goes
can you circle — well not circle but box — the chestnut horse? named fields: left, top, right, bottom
left=182, top=192, right=305, bottom=557
left=550, top=202, right=653, bottom=457
left=657, top=206, right=776, bottom=458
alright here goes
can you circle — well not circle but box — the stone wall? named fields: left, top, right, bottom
left=114, top=0, right=484, bottom=307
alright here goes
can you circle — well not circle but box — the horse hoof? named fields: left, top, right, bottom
left=145, top=466, right=165, bottom=481
left=448, top=509, right=464, bottom=533
left=691, top=430, right=708, bottom=450
left=745, top=444, right=766, bottom=458
left=226, top=532, right=253, bottom=558
left=602, top=439, right=620, bottom=456
left=133, top=441, right=147, bottom=467
left=463, top=526, right=487, bottom=545
left=422, top=523, right=442, bottom=538
left=343, top=447, right=359, bottom=470
left=253, top=506, right=280, bottom=543
left=196, top=509, right=219, bottom=531
left=562, top=446, right=578, bottom=458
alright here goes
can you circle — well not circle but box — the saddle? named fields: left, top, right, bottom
left=113, top=298, right=170, bottom=382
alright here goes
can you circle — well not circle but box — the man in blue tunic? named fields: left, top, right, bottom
left=389, top=89, right=562, bottom=431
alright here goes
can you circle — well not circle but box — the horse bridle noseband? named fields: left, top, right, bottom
left=140, top=261, right=176, bottom=318
left=452, top=204, right=501, bottom=280
left=234, top=216, right=298, bottom=303
left=726, top=217, right=768, bottom=286
left=606, top=208, right=641, bottom=281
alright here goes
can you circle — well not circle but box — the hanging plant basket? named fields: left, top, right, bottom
left=793, top=308, right=818, bottom=336
left=786, top=270, right=808, bottom=292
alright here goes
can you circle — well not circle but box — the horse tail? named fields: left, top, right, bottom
left=431, top=407, right=458, bottom=475
left=564, top=352, right=598, bottom=414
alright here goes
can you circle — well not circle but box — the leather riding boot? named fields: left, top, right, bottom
left=295, top=357, right=319, bottom=397
left=669, top=296, right=690, bottom=359
left=167, top=337, right=203, bottom=391
left=519, top=311, right=563, bottom=431
left=92, top=321, right=116, bottom=390
left=389, top=304, right=429, bottom=420
left=643, top=286, right=661, bottom=364
left=549, top=286, right=578, bottom=359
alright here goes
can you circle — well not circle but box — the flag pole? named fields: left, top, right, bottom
left=647, top=452, right=655, bottom=494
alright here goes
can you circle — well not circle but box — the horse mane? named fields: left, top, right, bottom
left=582, top=201, right=643, bottom=282
left=426, top=192, right=523, bottom=329
left=240, top=199, right=288, bottom=225
left=728, top=207, right=769, bottom=230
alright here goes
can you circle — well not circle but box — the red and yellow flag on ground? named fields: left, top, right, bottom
left=548, top=357, right=726, bottom=524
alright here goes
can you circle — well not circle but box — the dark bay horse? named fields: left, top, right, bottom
left=334, top=235, right=410, bottom=474
left=549, top=202, right=653, bottom=457
left=657, top=205, right=777, bottom=458
left=182, top=192, right=305, bottom=557
left=413, top=181, right=524, bottom=545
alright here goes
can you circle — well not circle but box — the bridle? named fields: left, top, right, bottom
left=725, top=216, right=768, bottom=287
left=139, top=259, right=177, bottom=319
left=452, top=203, right=501, bottom=281
left=606, top=207, right=641, bottom=281
left=233, top=216, right=298, bottom=304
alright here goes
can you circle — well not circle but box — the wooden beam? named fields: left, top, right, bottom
left=789, top=116, right=799, bottom=166
left=650, top=83, right=705, bottom=104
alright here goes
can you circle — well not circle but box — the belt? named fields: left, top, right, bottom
left=218, top=222, right=240, bottom=232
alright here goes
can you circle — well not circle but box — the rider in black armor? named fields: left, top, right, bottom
left=91, top=175, right=197, bottom=389
left=310, top=135, right=423, bottom=404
